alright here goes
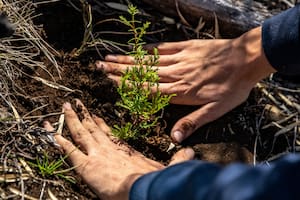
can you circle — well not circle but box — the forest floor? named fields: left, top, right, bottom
left=0, top=0, right=299, bottom=199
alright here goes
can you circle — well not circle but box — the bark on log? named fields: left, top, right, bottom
left=142, top=0, right=277, bottom=37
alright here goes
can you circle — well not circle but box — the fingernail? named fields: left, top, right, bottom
left=173, top=131, right=184, bottom=143
left=63, top=102, right=72, bottom=110
left=96, top=61, right=105, bottom=70
left=105, top=55, right=117, bottom=62
left=185, top=148, right=195, bottom=158
left=74, top=99, right=81, bottom=107
left=43, top=121, right=49, bottom=126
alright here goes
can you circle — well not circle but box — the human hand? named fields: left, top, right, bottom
left=44, top=100, right=194, bottom=200
left=97, top=27, right=275, bottom=143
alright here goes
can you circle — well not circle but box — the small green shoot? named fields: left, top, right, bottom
left=29, top=151, right=76, bottom=183
left=112, top=5, right=174, bottom=140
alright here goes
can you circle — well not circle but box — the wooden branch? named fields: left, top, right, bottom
left=142, top=0, right=276, bottom=37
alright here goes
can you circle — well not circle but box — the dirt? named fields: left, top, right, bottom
left=1, top=0, right=298, bottom=199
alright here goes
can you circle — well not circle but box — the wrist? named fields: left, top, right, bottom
left=117, top=173, right=142, bottom=200
left=94, top=173, right=141, bottom=200
left=234, top=26, right=276, bottom=85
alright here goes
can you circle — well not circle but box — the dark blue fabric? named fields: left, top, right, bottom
left=130, top=154, right=300, bottom=200
left=262, top=4, right=300, bottom=75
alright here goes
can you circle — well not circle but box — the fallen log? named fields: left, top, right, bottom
left=141, top=0, right=277, bottom=37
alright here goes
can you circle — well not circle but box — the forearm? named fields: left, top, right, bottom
left=129, top=154, right=300, bottom=200
left=129, top=161, right=220, bottom=200
left=262, top=4, right=300, bottom=75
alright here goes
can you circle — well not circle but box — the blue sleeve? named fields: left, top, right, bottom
left=130, top=154, right=300, bottom=200
left=262, top=4, right=300, bottom=75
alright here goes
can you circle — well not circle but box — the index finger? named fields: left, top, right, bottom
left=54, top=134, right=87, bottom=167
left=145, top=41, right=189, bottom=55
left=44, top=121, right=87, bottom=167
left=63, top=102, right=98, bottom=153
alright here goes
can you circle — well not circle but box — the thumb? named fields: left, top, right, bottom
left=171, top=102, right=228, bottom=143
left=168, top=148, right=195, bottom=166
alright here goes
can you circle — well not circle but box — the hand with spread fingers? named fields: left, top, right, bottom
left=44, top=100, right=194, bottom=200
left=97, top=27, right=275, bottom=143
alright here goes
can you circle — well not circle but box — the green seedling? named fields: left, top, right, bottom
left=29, top=151, right=76, bottom=183
left=112, top=5, right=174, bottom=140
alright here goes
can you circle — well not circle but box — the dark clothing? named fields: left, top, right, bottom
left=130, top=4, right=300, bottom=200
left=130, top=154, right=300, bottom=200
left=262, top=4, right=300, bottom=75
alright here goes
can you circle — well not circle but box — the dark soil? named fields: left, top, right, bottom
left=2, top=0, right=298, bottom=199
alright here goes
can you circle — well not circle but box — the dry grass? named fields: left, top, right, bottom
left=0, top=1, right=71, bottom=199
left=0, top=0, right=62, bottom=111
